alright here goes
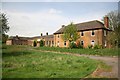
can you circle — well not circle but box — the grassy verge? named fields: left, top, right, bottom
left=2, top=45, right=99, bottom=78
left=35, top=46, right=119, bottom=56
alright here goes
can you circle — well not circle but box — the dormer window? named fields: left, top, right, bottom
left=81, top=31, right=84, bottom=36
left=91, top=30, right=95, bottom=36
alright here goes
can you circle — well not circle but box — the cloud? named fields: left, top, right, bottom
left=48, top=8, right=62, bottom=14
left=3, top=8, right=69, bottom=37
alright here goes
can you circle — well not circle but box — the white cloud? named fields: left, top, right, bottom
left=48, top=8, right=62, bottom=14
left=3, top=8, right=69, bottom=37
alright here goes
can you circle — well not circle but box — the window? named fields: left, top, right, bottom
left=91, top=30, right=95, bottom=36
left=91, top=40, right=95, bottom=46
left=57, top=41, right=59, bottom=46
left=81, top=40, right=84, bottom=46
left=81, top=31, right=84, bottom=36
left=58, top=35, right=59, bottom=38
left=104, top=30, right=107, bottom=36
left=105, top=40, right=107, bottom=47
left=64, top=41, right=66, bottom=46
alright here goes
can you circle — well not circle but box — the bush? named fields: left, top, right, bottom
left=77, top=44, right=83, bottom=49
left=69, top=41, right=77, bottom=49
left=40, top=40, right=44, bottom=47
left=94, top=44, right=103, bottom=49
left=33, top=41, right=37, bottom=47
left=88, top=45, right=93, bottom=49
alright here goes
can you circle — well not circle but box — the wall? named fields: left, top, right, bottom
left=54, top=29, right=107, bottom=48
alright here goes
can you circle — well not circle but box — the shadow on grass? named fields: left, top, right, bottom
left=2, top=50, right=33, bottom=57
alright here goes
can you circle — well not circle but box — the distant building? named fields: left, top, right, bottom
left=6, top=35, right=31, bottom=45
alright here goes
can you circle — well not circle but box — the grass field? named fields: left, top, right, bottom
left=35, top=46, right=119, bottom=56
left=2, top=45, right=101, bottom=78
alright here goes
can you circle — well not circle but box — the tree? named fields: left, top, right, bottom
left=104, top=10, right=120, bottom=48
left=0, top=13, right=10, bottom=43
left=0, top=13, right=10, bottom=34
left=40, top=40, right=44, bottom=47
left=62, top=22, right=80, bottom=48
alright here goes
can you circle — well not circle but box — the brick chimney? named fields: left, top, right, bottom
left=104, top=16, right=109, bottom=28
left=41, top=33, right=43, bottom=36
left=62, top=25, right=65, bottom=28
left=46, top=32, right=48, bottom=35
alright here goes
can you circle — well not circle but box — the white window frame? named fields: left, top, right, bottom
left=91, top=40, right=95, bottom=46
left=81, top=40, right=84, bottom=46
left=104, top=30, right=107, bottom=36
left=81, top=31, right=84, bottom=36
left=64, top=41, right=66, bottom=46
left=105, top=40, right=107, bottom=47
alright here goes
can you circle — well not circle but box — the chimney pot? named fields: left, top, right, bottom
left=62, top=25, right=65, bottom=28
left=46, top=32, right=48, bottom=35
left=104, top=16, right=109, bottom=28
left=41, top=33, right=43, bottom=36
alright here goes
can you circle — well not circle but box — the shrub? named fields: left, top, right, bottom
left=33, top=40, right=37, bottom=47
left=94, top=44, right=103, bottom=49
left=77, top=44, right=83, bottom=49
left=40, top=40, right=44, bottom=47
left=88, top=45, right=93, bottom=49
left=69, top=41, right=77, bottom=49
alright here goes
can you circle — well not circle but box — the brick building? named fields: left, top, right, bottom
left=6, top=35, right=32, bottom=45
left=54, top=17, right=111, bottom=48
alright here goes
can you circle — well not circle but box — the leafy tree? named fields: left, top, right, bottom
left=63, top=22, right=79, bottom=42
left=0, top=13, right=10, bottom=43
left=33, top=40, right=37, bottom=47
left=104, top=10, right=120, bottom=48
left=0, top=13, right=10, bottom=34
left=40, top=40, right=44, bottom=47
left=62, top=22, right=80, bottom=48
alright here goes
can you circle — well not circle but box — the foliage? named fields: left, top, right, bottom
left=88, top=45, right=93, bottom=49
left=93, top=44, right=102, bottom=49
left=35, top=46, right=119, bottom=56
left=69, top=41, right=77, bottom=49
left=2, top=45, right=98, bottom=78
left=40, top=40, right=44, bottom=47
left=63, top=22, right=79, bottom=42
left=2, top=34, right=8, bottom=43
left=0, top=13, right=10, bottom=34
left=104, top=10, right=120, bottom=48
left=33, top=40, right=37, bottom=47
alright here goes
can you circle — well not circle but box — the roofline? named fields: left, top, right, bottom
left=54, top=27, right=111, bottom=34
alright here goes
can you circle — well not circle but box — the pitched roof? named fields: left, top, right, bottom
left=8, top=36, right=31, bottom=40
left=54, top=20, right=110, bottom=34
left=31, top=34, right=54, bottom=40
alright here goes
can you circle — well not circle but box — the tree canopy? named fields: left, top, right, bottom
left=63, top=22, right=79, bottom=42
left=104, top=10, right=120, bottom=48
left=0, top=13, right=10, bottom=34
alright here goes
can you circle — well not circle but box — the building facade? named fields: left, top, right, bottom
left=6, top=17, right=111, bottom=48
left=54, top=17, right=111, bottom=48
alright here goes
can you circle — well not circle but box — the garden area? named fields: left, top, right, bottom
left=2, top=45, right=111, bottom=78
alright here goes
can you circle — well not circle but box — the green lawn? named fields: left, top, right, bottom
left=35, top=46, right=119, bottom=56
left=2, top=45, right=99, bottom=78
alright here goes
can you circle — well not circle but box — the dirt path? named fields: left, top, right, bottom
left=31, top=49, right=118, bottom=78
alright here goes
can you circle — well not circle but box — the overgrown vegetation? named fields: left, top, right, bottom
left=40, top=40, right=44, bottom=47
left=35, top=46, right=119, bottom=56
left=2, top=45, right=99, bottom=78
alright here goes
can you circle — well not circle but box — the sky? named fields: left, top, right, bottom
left=1, top=1, right=118, bottom=37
